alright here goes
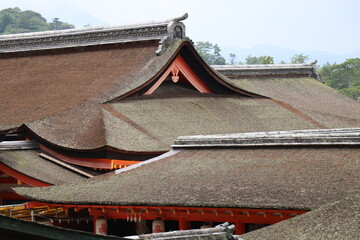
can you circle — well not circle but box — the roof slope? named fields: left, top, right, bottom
left=15, top=129, right=360, bottom=210
left=2, top=19, right=360, bottom=153
left=0, top=14, right=191, bottom=132
left=0, top=40, right=165, bottom=130
left=229, top=77, right=360, bottom=127
left=103, top=96, right=321, bottom=152
left=0, top=150, right=86, bottom=185
left=213, top=64, right=360, bottom=127
left=240, top=193, right=360, bottom=240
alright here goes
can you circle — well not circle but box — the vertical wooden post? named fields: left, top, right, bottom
left=93, top=215, right=98, bottom=234
left=178, top=218, right=190, bottom=230
left=235, top=220, right=245, bottom=235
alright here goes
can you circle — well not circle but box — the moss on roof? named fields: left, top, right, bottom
left=240, top=193, right=360, bottom=240
left=0, top=150, right=86, bottom=185
left=15, top=146, right=360, bottom=210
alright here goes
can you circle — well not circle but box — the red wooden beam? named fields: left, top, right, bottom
left=39, top=144, right=140, bottom=169
left=26, top=202, right=307, bottom=226
left=145, top=55, right=212, bottom=95
left=0, top=163, right=50, bottom=187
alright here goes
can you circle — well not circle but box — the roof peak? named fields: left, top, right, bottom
left=0, top=13, right=188, bottom=54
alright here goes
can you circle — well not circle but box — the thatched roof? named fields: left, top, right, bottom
left=0, top=150, right=86, bottom=185
left=214, top=65, right=360, bottom=128
left=1, top=16, right=360, bottom=153
left=15, top=128, right=360, bottom=210
left=239, top=193, right=360, bottom=240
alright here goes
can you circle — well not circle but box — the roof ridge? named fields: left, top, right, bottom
left=213, top=61, right=321, bottom=81
left=172, top=128, right=360, bottom=148
left=0, top=13, right=188, bottom=54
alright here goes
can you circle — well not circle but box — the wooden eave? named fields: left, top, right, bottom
left=20, top=125, right=166, bottom=156
left=25, top=201, right=307, bottom=235
left=39, top=144, right=141, bottom=170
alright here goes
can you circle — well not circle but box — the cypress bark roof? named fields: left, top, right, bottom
left=0, top=150, right=86, bottom=185
left=240, top=193, right=360, bottom=240
left=1, top=15, right=359, bottom=153
left=215, top=65, right=360, bottom=128
left=14, top=128, right=360, bottom=210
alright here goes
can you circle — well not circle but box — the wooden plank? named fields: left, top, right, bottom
left=38, top=153, right=94, bottom=178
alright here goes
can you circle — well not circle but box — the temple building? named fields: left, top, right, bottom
left=0, top=13, right=359, bottom=237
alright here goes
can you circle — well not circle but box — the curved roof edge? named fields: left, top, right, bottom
left=0, top=13, right=188, bottom=54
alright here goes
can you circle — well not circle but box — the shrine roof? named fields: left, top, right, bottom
left=0, top=39, right=181, bottom=132
left=15, top=128, right=360, bottom=210
left=1, top=15, right=359, bottom=153
left=27, top=95, right=323, bottom=151
left=240, top=193, right=360, bottom=240
left=0, top=13, right=188, bottom=54
left=0, top=150, right=87, bottom=185
left=217, top=69, right=360, bottom=124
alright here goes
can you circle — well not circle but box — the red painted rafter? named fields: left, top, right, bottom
left=0, top=163, right=50, bottom=187
left=144, top=55, right=212, bottom=95
left=27, top=202, right=306, bottom=225
left=39, top=144, right=140, bottom=170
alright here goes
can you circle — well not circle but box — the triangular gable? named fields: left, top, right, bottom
left=144, top=55, right=212, bottom=95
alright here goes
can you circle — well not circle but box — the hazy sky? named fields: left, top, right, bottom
left=1, top=0, right=359, bottom=54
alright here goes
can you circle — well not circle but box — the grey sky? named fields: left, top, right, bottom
left=1, top=0, right=359, bottom=54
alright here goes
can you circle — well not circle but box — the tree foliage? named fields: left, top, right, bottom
left=319, top=58, right=360, bottom=100
left=245, top=55, right=274, bottom=64
left=0, top=7, right=74, bottom=35
left=194, top=41, right=226, bottom=65
left=229, top=53, right=237, bottom=65
left=290, top=53, right=309, bottom=64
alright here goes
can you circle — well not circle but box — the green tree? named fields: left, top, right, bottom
left=338, top=86, right=360, bottom=100
left=194, top=41, right=226, bottom=65
left=320, top=58, right=360, bottom=100
left=290, top=53, right=309, bottom=64
left=245, top=55, right=274, bottom=64
left=0, top=7, right=74, bottom=35
left=50, top=17, right=75, bottom=30
left=229, top=53, right=236, bottom=65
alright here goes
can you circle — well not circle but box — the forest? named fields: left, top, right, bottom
left=1, top=7, right=359, bottom=100
left=0, top=7, right=74, bottom=34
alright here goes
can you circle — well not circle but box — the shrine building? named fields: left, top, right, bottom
left=0, top=13, right=359, bottom=237
left=12, top=128, right=360, bottom=236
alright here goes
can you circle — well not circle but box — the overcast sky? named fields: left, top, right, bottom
left=1, top=0, right=359, bottom=54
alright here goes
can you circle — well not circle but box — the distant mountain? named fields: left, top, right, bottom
left=221, top=44, right=360, bottom=66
